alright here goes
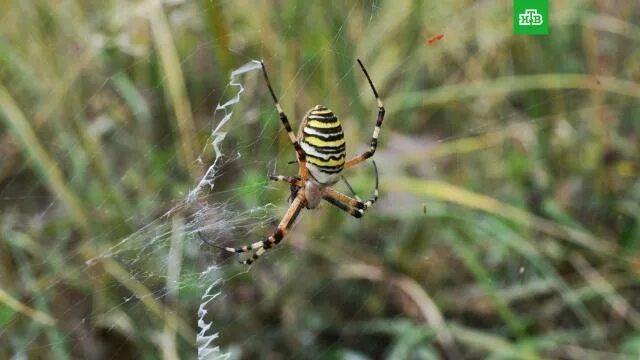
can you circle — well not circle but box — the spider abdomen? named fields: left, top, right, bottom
left=299, top=105, right=346, bottom=184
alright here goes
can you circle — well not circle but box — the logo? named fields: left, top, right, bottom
left=519, top=9, right=543, bottom=26
left=514, top=0, right=549, bottom=35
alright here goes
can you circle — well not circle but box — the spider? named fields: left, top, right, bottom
left=223, top=59, right=385, bottom=265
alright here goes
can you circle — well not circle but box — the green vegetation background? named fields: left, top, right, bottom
left=1, top=0, right=639, bottom=359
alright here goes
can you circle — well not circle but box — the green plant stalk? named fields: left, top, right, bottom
left=447, top=229, right=529, bottom=338
left=148, top=1, right=198, bottom=177
left=384, top=177, right=613, bottom=254
left=7, top=238, right=69, bottom=359
left=0, top=83, right=90, bottom=229
left=389, top=74, right=640, bottom=115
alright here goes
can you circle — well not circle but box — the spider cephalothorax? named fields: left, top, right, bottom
left=223, top=59, right=384, bottom=264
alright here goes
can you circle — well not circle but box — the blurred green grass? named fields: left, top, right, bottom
left=1, top=0, right=639, bottom=359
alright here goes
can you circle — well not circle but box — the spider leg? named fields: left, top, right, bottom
left=324, top=188, right=365, bottom=211
left=344, top=59, right=385, bottom=170
left=260, top=61, right=308, bottom=178
left=225, top=192, right=306, bottom=265
left=340, top=160, right=379, bottom=206
left=322, top=176, right=379, bottom=219
left=269, top=175, right=304, bottom=187
left=269, top=175, right=304, bottom=203
left=340, top=160, right=380, bottom=209
left=322, top=193, right=364, bottom=219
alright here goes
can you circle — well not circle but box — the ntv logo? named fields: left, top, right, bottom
left=513, top=0, right=548, bottom=35
left=519, top=9, right=544, bottom=26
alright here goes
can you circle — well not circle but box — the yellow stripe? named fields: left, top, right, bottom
left=307, top=156, right=345, bottom=167
left=311, top=109, right=333, bottom=115
left=307, top=120, right=340, bottom=129
left=304, top=136, right=345, bottom=148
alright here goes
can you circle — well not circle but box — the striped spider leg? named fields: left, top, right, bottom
left=222, top=58, right=384, bottom=265
left=225, top=192, right=306, bottom=265
left=325, top=160, right=379, bottom=218
left=259, top=61, right=309, bottom=180
left=343, top=59, right=386, bottom=170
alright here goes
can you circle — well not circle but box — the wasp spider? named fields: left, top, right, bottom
left=224, top=59, right=384, bottom=265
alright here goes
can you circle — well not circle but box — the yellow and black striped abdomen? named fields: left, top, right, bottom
left=299, top=105, right=345, bottom=184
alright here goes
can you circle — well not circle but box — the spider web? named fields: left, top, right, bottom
left=2, top=0, right=638, bottom=358
left=178, top=7, right=590, bottom=359
left=189, top=59, right=265, bottom=359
